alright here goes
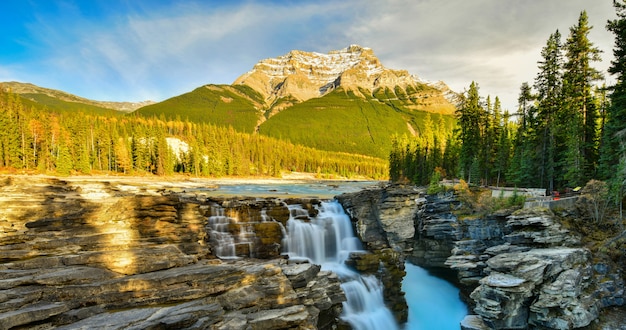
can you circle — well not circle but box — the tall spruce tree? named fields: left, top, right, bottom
left=509, top=82, right=537, bottom=187
left=456, top=82, right=483, bottom=183
left=601, top=0, right=626, bottom=207
left=562, top=10, right=603, bottom=187
left=535, top=30, right=563, bottom=192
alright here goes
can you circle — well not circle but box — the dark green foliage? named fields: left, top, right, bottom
left=456, top=82, right=484, bottom=182
left=136, top=83, right=455, bottom=159
left=19, top=93, right=122, bottom=117
left=260, top=88, right=454, bottom=159
left=389, top=82, right=514, bottom=187
left=135, top=84, right=264, bottom=133
left=0, top=88, right=388, bottom=179
left=561, top=11, right=603, bottom=187
left=427, top=171, right=445, bottom=195
left=535, top=30, right=563, bottom=192
left=505, top=12, right=605, bottom=191
left=601, top=1, right=626, bottom=184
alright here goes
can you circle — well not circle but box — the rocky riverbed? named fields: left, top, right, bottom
left=337, top=186, right=626, bottom=330
left=0, top=176, right=346, bottom=329
left=2, top=175, right=625, bottom=330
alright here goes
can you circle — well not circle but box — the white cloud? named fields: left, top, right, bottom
left=339, top=0, right=616, bottom=110
left=24, top=1, right=356, bottom=101
left=8, top=0, right=619, bottom=109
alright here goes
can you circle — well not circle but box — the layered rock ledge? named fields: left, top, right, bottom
left=337, top=184, right=626, bottom=330
left=0, top=176, right=345, bottom=329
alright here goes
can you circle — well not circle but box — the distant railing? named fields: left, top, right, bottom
left=524, top=195, right=580, bottom=209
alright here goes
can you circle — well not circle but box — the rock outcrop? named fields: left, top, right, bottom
left=337, top=184, right=424, bottom=323
left=337, top=184, right=626, bottom=330
left=0, top=176, right=345, bottom=329
left=233, top=45, right=456, bottom=114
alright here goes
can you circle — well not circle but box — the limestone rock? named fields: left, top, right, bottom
left=337, top=184, right=422, bottom=252
left=54, top=299, right=224, bottom=330
left=505, top=208, right=580, bottom=246
left=233, top=45, right=456, bottom=115
left=470, top=248, right=597, bottom=329
left=0, top=176, right=346, bottom=329
left=460, top=314, right=490, bottom=330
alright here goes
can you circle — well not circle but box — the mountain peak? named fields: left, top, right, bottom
left=233, top=45, right=382, bottom=102
left=332, top=44, right=372, bottom=54
left=232, top=45, right=452, bottom=110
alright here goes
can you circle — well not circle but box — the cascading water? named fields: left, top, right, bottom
left=207, top=205, right=258, bottom=259
left=282, top=201, right=399, bottom=330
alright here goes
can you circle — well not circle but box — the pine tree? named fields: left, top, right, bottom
left=601, top=1, right=626, bottom=178
left=535, top=30, right=563, bottom=192
left=509, top=83, right=537, bottom=187
left=562, top=10, right=603, bottom=187
left=56, top=137, right=73, bottom=176
left=456, top=82, right=483, bottom=182
left=601, top=0, right=626, bottom=210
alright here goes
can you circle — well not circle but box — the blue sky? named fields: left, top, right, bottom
left=0, top=0, right=617, bottom=110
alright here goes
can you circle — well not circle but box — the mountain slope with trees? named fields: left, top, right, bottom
left=134, top=45, right=457, bottom=159
left=0, top=86, right=387, bottom=179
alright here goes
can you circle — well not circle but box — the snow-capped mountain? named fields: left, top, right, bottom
left=233, top=45, right=456, bottom=109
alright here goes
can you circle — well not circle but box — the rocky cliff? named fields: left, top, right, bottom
left=233, top=45, right=456, bottom=114
left=337, top=184, right=626, bottom=330
left=0, top=176, right=345, bottom=329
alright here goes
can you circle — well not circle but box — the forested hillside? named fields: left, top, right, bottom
left=390, top=8, right=626, bottom=206
left=135, top=84, right=265, bottom=134
left=0, top=88, right=387, bottom=179
left=133, top=46, right=457, bottom=159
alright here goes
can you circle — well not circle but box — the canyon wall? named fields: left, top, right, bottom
left=337, top=185, right=626, bottom=330
left=3, top=176, right=625, bottom=330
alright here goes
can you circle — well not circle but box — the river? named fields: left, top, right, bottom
left=207, top=181, right=468, bottom=329
left=403, top=263, right=468, bottom=329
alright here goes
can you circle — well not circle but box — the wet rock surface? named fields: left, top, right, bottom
left=0, top=176, right=344, bottom=329
left=337, top=184, right=626, bottom=330
left=337, top=184, right=423, bottom=323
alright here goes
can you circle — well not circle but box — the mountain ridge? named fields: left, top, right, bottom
left=3, top=45, right=458, bottom=159
left=1, top=81, right=155, bottom=112
left=233, top=44, right=457, bottom=115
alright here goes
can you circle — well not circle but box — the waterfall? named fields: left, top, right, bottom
left=282, top=201, right=399, bottom=330
left=207, top=205, right=258, bottom=259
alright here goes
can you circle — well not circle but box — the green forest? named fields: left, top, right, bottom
left=390, top=7, right=626, bottom=203
left=0, top=89, right=388, bottom=179
left=3, top=5, right=626, bottom=195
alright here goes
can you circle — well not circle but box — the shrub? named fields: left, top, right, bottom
left=427, top=171, right=445, bottom=195
left=580, top=179, right=612, bottom=224
left=507, top=189, right=526, bottom=208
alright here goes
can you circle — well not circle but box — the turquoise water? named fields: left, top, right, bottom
left=206, top=182, right=467, bottom=328
left=403, top=263, right=468, bottom=329
left=203, top=181, right=380, bottom=198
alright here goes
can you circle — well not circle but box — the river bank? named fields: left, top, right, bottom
left=0, top=175, right=351, bottom=329
left=3, top=175, right=625, bottom=329
left=0, top=173, right=383, bottom=199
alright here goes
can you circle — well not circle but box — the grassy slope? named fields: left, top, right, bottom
left=260, top=88, right=423, bottom=159
left=18, top=93, right=123, bottom=116
left=135, top=84, right=264, bottom=133
left=133, top=84, right=456, bottom=159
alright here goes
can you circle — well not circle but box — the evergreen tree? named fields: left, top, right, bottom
left=601, top=0, right=626, bottom=210
left=535, top=30, right=563, bottom=192
left=509, top=83, right=537, bottom=187
left=56, top=138, right=73, bottom=176
left=601, top=1, right=626, bottom=181
left=456, top=82, right=483, bottom=182
left=562, top=10, right=603, bottom=187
